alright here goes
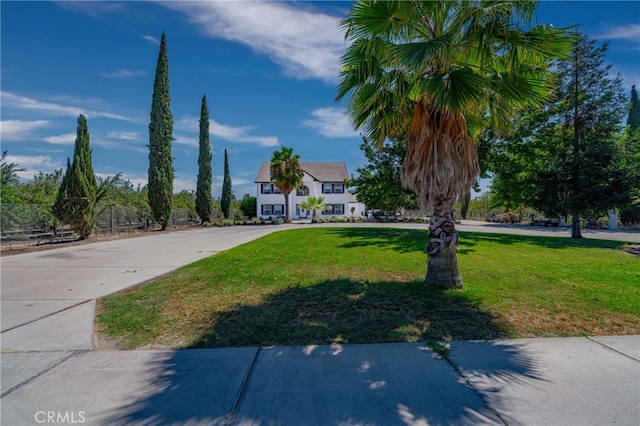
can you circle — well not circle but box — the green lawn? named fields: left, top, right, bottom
left=96, top=228, right=640, bottom=349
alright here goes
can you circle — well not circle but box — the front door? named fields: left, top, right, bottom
left=296, top=205, right=308, bottom=219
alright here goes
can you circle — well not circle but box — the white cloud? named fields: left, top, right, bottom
left=1, top=91, right=138, bottom=122
left=55, top=1, right=125, bottom=17
left=99, top=68, right=148, bottom=79
left=161, top=1, right=347, bottom=83
left=44, top=133, right=76, bottom=145
left=175, top=116, right=279, bottom=147
left=301, top=107, right=358, bottom=138
left=174, top=117, right=199, bottom=132
left=141, top=34, right=160, bottom=45
left=174, top=134, right=199, bottom=148
left=173, top=177, right=196, bottom=192
left=107, top=131, right=142, bottom=141
left=3, top=154, right=62, bottom=179
left=211, top=175, right=254, bottom=199
left=0, top=120, right=50, bottom=141
left=92, top=136, right=147, bottom=153
left=594, top=24, right=640, bottom=42
left=209, top=120, right=278, bottom=147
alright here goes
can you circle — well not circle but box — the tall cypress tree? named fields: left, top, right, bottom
left=628, top=85, right=640, bottom=130
left=52, top=114, right=97, bottom=239
left=196, top=95, right=213, bottom=223
left=220, top=149, right=232, bottom=219
left=148, top=31, right=174, bottom=230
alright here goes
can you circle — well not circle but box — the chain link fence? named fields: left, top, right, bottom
left=1, top=203, right=196, bottom=246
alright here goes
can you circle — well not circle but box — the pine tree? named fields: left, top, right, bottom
left=196, top=95, right=212, bottom=223
left=52, top=114, right=97, bottom=239
left=488, top=33, right=629, bottom=234
left=559, top=34, right=628, bottom=237
left=148, top=31, right=174, bottom=230
left=220, top=149, right=232, bottom=219
left=628, top=85, right=640, bottom=130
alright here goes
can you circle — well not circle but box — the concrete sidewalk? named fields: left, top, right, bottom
left=2, top=337, right=638, bottom=425
left=2, top=223, right=639, bottom=425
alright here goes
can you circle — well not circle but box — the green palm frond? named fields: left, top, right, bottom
left=423, top=68, right=488, bottom=113
left=394, top=33, right=454, bottom=70
left=337, top=0, right=573, bottom=208
left=340, top=0, right=411, bottom=41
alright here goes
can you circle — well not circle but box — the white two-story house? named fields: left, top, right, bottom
left=255, top=162, right=352, bottom=220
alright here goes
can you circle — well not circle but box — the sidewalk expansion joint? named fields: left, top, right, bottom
left=586, top=336, right=640, bottom=362
left=0, top=351, right=81, bottom=398
left=436, top=348, right=509, bottom=426
left=225, top=347, right=261, bottom=426
left=0, top=300, right=93, bottom=334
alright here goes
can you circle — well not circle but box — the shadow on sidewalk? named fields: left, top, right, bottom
left=101, top=340, right=545, bottom=425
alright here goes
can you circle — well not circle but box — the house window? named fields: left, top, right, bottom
left=296, top=185, right=309, bottom=196
left=261, top=183, right=281, bottom=194
left=323, top=204, right=345, bottom=215
left=261, top=183, right=272, bottom=194
left=322, top=182, right=345, bottom=194
left=261, top=204, right=284, bottom=216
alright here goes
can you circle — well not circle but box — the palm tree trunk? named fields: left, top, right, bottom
left=283, top=192, right=291, bottom=223
left=425, top=196, right=463, bottom=289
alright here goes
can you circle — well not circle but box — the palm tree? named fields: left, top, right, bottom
left=337, top=0, right=573, bottom=288
left=300, top=196, right=327, bottom=223
left=270, top=146, right=305, bottom=223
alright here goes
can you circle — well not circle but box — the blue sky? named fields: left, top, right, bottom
left=2, top=1, right=639, bottom=199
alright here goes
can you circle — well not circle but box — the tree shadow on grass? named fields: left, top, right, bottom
left=458, top=231, right=629, bottom=251
left=103, top=279, right=547, bottom=426
left=327, top=227, right=429, bottom=254
left=325, top=227, right=628, bottom=256
left=187, top=279, right=508, bottom=348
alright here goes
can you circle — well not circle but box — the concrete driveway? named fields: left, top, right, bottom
left=1, top=222, right=639, bottom=425
left=1, top=225, right=290, bottom=351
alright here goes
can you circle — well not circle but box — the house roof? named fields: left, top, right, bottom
left=255, top=162, right=349, bottom=183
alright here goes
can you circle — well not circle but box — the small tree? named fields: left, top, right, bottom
left=220, top=149, right=233, bottom=219
left=52, top=114, right=98, bottom=239
left=300, top=196, right=327, bottom=223
left=351, top=137, right=418, bottom=214
left=270, top=146, right=304, bottom=223
left=148, top=31, right=174, bottom=230
left=173, top=189, right=197, bottom=220
left=238, top=194, right=257, bottom=218
left=196, top=95, right=212, bottom=223
left=1, top=151, right=25, bottom=203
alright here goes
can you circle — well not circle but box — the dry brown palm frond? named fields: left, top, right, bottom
left=401, top=100, right=479, bottom=213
